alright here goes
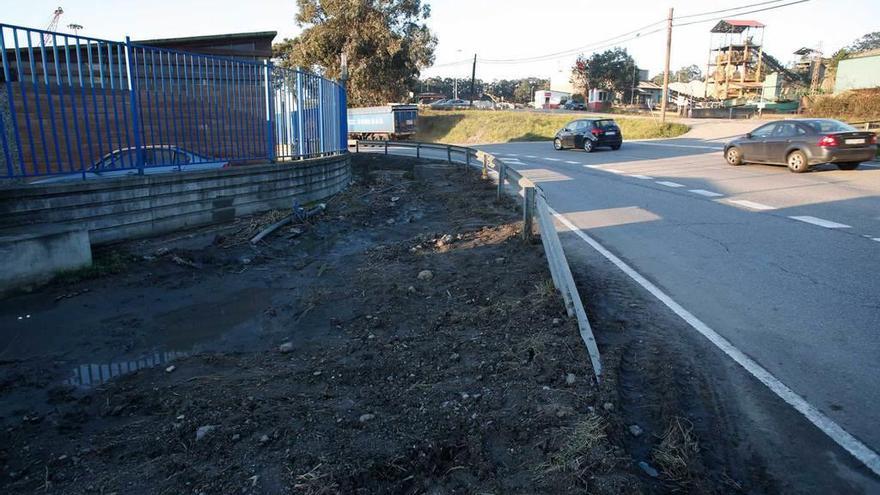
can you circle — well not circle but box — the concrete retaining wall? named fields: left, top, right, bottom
left=0, top=153, right=351, bottom=245
left=0, top=224, right=92, bottom=294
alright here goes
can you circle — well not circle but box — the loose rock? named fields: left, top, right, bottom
left=629, top=424, right=643, bottom=437
left=603, top=402, right=615, bottom=411
left=565, top=373, right=576, bottom=385
left=195, top=425, right=216, bottom=441
left=359, top=413, right=375, bottom=423
left=638, top=461, right=659, bottom=478
left=278, top=342, right=294, bottom=353
left=417, top=270, right=434, bottom=281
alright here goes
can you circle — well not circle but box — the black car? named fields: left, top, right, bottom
left=563, top=101, right=586, bottom=111
left=724, top=119, right=878, bottom=173
left=553, top=119, right=622, bottom=152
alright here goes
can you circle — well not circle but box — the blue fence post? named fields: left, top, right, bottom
left=295, top=71, right=305, bottom=157
left=125, top=36, right=145, bottom=175
left=338, top=82, right=348, bottom=152
left=317, top=79, right=324, bottom=155
left=264, top=60, right=275, bottom=162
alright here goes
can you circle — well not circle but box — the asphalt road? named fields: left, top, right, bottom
left=361, top=126, right=880, bottom=486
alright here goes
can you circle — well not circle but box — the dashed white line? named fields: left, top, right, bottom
left=789, top=216, right=852, bottom=229
left=726, top=199, right=776, bottom=211
left=584, top=165, right=602, bottom=169
left=689, top=189, right=724, bottom=198
left=629, top=174, right=654, bottom=180
left=656, top=180, right=685, bottom=188
left=565, top=160, right=580, bottom=164
left=873, top=238, right=880, bottom=243
left=525, top=155, right=536, bottom=158
left=548, top=206, right=880, bottom=477
left=632, top=142, right=724, bottom=150
left=545, top=157, right=561, bottom=162
left=506, top=153, right=519, bottom=157
left=605, top=169, right=626, bottom=174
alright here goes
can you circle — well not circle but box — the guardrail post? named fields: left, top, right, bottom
left=523, top=185, right=535, bottom=241
left=416, top=142, right=420, bottom=158
left=497, top=161, right=506, bottom=200
left=446, top=145, right=451, bottom=163
left=482, top=155, right=489, bottom=180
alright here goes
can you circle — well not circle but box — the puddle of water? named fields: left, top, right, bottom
left=62, top=349, right=189, bottom=389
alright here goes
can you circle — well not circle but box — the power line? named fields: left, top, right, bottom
left=478, top=18, right=666, bottom=64
left=478, top=27, right=665, bottom=65
left=674, top=0, right=783, bottom=20
left=673, top=0, right=810, bottom=27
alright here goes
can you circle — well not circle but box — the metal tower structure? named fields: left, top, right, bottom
left=42, top=7, right=64, bottom=45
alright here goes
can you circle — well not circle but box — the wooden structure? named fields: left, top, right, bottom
left=706, top=20, right=766, bottom=100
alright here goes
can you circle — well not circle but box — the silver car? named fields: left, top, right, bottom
left=724, top=119, right=877, bottom=173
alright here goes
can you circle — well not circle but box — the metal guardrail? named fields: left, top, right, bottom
left=0, top=22, right=347, bottom=180
left=353, top=139, right=603, bottom=381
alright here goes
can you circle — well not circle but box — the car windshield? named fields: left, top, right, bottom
left=801, top=119, right=856, bottom=133
left=594, top=119, right=617, bottom=129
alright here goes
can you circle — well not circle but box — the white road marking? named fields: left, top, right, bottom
left=726, top=199, right=776, bottom=211
left=629, top=174, right=654, bottom=180
left=565, top=160, right=580, bottom=164
left=873, top=238, right=880, bottom=242
left=689, top=189, right=724, bottom=198
left=604, top=169, right=626, bottom=174
left=584, top=165, right=603, bottom=169
left=632, top=142, right=724, bottom=150
left=506, top=153, right=519, bottom=157
left=546, top=157, right=562, bottom=162
left=548, top=206, right=880, bottom=476
left=656, top=181, right=685, bottom=188
left=525, top=155, right=537, bottom=158
left=789, top=216, right=852, bottom=229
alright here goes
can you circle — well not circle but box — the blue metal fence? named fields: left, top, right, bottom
left=0, top=23, right=347, bottom=180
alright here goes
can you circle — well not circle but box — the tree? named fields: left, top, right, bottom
left=673, top=64, right=703, bottom=83
left=513, top=80, right=534, bottom=104
left=274, top=0, right=437, bottom=106
left=571, top=48, right=637, bottom=101
left=848, top=31, right=880, bottom=52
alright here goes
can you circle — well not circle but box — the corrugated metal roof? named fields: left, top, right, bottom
left=711, top=19, right=765, bottom=33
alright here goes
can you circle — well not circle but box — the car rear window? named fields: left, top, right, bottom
left=801, top=120, right=856, bottom=133
left=594, top=119, right=617, bottom=129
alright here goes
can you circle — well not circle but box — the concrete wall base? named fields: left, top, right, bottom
left=0, top=224, right=92, bottom=295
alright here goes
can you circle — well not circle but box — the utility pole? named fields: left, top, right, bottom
left=660, top=7, right=673, bottom=124
left=469, top=53, right=477, bottom=107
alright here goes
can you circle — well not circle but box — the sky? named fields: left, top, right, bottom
left=3, top=0, right=879, bottom=83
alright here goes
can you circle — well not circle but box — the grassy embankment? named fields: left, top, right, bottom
left=416, top=109, right=690, bottom=145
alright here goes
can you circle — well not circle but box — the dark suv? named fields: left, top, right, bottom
left=554, top=119, right=623, bottom=152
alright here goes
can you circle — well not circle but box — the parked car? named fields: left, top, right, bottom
left=428, top=99, right=450, bottom=109
left=724, top=119, right=878, bottom=172
left=563, top=101, right=586, bottom=111
left=433, top=98, right=470, bottom=110
left=553, top=119, right=623, bottom=152
left=32, top=145, right=228, bottom=184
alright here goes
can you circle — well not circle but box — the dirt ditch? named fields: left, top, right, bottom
left=0, top=154, right=771, bottom=494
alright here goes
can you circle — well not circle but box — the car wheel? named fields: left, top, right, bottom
left=611, top=144, right=621, bottom=150
left=836, top=162, right=860, bottom=170
left=583, top=139, right=595, bottom=153
left=725, top=147, right=743, bottom=166
left=786, top=150, right=809, bottom=173
left=553, top=138, right=563, bottom=151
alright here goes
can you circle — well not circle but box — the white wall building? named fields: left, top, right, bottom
left=533, top=90, right=571, bottom=109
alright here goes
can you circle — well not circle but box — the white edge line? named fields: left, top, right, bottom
left=565, top=160, right=580, bottom=164
left=548, top=206, right=880, bottom=476
left=629, top=174, right=654, bottom=180
left=789, top=216, right=851, bottom=229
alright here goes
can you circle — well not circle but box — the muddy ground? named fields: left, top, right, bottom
left=0, top=154, right=775, bottom=494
